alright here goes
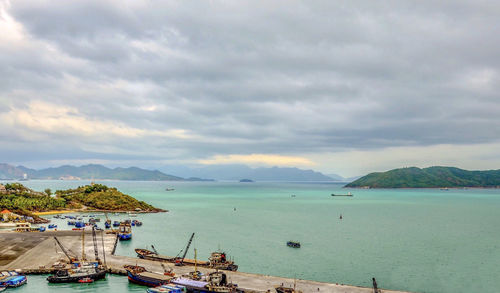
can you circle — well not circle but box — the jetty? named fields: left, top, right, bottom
left=0, top=230, right=410, bottom=293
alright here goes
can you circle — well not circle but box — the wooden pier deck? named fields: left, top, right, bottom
left=0, top=231, right=410, bottom=293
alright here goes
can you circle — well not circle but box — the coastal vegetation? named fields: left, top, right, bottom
left=346, top=166, right=500, bottom=188
left=0, top=183, right=164, bottom=220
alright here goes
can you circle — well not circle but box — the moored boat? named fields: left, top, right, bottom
left=147, top=284, right=186, bottom=293
left=135, top=249, right=238, bottom=271
left=172, top=271, right=242, bottom=293
left=47, top=262, right=106, bottom=283
left=118, top=222, right=132, bottom=240
left=0, top=271, right=27, bottom=288
left=286, top=241, right=300, bottom=248
left=125, top=265, right=173, bottom=287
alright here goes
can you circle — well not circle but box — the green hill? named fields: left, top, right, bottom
left=345, top=166, right=500, bottom=188
left=0, top=183, right=164, bottom=219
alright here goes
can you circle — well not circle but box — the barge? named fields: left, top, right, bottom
left=135, top=249, right=238, bottom=271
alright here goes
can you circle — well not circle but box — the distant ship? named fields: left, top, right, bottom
left=331, top=192, right=353, bottom=197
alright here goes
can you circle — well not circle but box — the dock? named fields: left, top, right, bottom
left=0, top=231, right=410, bottom=293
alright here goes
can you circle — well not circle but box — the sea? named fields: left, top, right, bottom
left=6, top=180, right=500, bottom=293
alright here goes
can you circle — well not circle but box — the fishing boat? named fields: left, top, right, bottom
left=113, top=221, right=120, bottom=227
left=172, top=271, right=242, bottom=293
left=286, top=241, right=300, bottom=248
left=165, top=188, right=175, bottom=191
left=132, top=220, right=143, bottom=226
left=0, top=271, right=27, bottom=288
left=48, top=224, right=57, bottom=229
left=125, top=265, right=173, bottom=287
left=118, top=222, right=132, bottom=240
left=104, top=220, right=111, bottom=229
left=75, top=221, right=85, bottom=228
left=47, top=228, right=107, bottom=283
left=47, top=262, right=106, bottom=283
left=331, top=192, right=353, bottom=197
left=38, top=226, right=46, bottom=232
left=147, top=284, right=186, bottom=293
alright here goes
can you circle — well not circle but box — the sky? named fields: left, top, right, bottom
left=0, top=0, right=499, bottom=177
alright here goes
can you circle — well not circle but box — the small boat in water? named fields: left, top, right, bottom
left=118, top=222, right=132, bottom=241
left=113, top=221, right=120, bottom=227
left=132, top=220, right=143, bottom=226
left=48, top=224, right=57, bottom=229
left=0, top=271, right=27, bottom=288
left=38, top=226, right=46, bottom=232
left=331, top=192, right=353, bottom=197
left=104, top=220, right=111, bottom=229
left=165, top=188, right=175, bottom=191
left=286, top=241, right=300, bottom=248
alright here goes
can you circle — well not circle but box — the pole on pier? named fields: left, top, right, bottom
left=101, top=230, right=107, bottom=268
left=372, top=277, right=378, bottom=293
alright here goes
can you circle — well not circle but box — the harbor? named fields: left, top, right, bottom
left=0, top=230, right=409, bottom=292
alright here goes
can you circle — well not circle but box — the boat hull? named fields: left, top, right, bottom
left=47, top=270, right=106, bottom=283
left=127, top=271, right=170, bottom=287
left=135, top=250, right=238, bottom=271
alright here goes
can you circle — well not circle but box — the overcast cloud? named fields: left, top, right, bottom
left=1, top=0, right=499, bottom=176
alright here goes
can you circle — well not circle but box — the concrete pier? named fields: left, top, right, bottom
left=0, top=231, right=410, bottom=293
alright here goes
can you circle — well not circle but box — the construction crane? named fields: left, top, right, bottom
left=151, top=245, right=175, bottom=276
left=92, top=226, right=100, bottom=263
left=175, top=232, right=195, bottom=266
left=54, top=237, right=78, bottom=263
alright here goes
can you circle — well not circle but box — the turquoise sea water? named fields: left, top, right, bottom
left=8, top=180, right=500, bottom=293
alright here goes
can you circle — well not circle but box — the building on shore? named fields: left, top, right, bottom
left=0, top=184, right=6, bottom=194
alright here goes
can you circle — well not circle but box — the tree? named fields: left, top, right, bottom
left=44, top=188, right=52, bottom=196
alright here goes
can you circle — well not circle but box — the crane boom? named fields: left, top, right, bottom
left=54, top=237, right=75, bottom=263
left=92, top=226, right=100, bottom=262
left=179, top=233, right=195, bottom=265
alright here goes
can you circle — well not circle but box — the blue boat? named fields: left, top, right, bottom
left=67, top=221, right=75, bottom=225
left=38, top=226, right=46, bottom=232
left=118, top=223, right=132, bottom=241
left=75, top=221, right=85, bottom=228
left=113, top=221, right=120, bottom=227
left=48, top=224, right=57, bottom=229
left=105, top=221, right=111, bottom=229
left=0, top=272, right=27, bottom=288
left=147, top=284, right=186, bottom=293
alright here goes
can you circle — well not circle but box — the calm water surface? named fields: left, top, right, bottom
left=11, top=180, right=500, bottom=293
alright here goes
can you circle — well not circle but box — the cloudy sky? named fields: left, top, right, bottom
left=1, top=0, right=499, bottom=177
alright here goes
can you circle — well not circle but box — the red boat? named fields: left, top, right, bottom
left=78, top=277, right=94, bottom=283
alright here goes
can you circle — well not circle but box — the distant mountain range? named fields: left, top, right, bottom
left=0, top=163, right=343, bottom=182
left=346, top=166, right=500, bottom=188
left=159, top=164, right=340, bottom=181
left=0, top=163, right=193, bottom=181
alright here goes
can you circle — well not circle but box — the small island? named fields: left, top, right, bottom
left=346, top=166, right=500, bottom=188
left=239, top=179, right=254, bottom=183
left=0, top=183, right=165, bottom=223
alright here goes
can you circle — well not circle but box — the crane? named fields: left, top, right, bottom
left=151, top=245, right=175, bottom=276
left=54, top=237, right=77, bottom=263
left=175, top=232, right=195, bottom=266
left=92, top=226, right=100, bottom=263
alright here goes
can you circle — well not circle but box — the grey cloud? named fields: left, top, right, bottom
left=1, top=0, right=500, bottom=168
